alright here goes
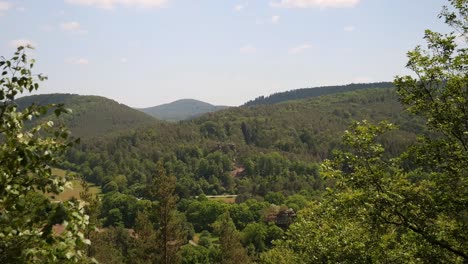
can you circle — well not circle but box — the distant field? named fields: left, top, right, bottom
left=51, top=168, right=75, bottom=178
left=47, top=168, right=101, bottom=202
left=206, top=195, right=237, bottom=204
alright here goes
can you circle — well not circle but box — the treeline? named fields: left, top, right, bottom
left=18, top=85, right=441, bottom=264
left=243, top=82, right=394, bottom=106
left=59, top=87, right=432, bottom=263
left=197, top=88, right=422, bottom=159
left=60, top=88, right=422, bottom=201
left=4, top=4, right=466, bottom=261
left=83, top=160, right=313, bottom=263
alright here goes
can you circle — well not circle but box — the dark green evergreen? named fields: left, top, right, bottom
left=244, top=82, right=394, bottom=106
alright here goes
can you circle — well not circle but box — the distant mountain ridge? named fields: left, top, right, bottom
left=13, top=83, right=394, bottom=138
left=243, top=82, right=395, bottom=107
left=138, top=99, right=229, bottom=121
left=16, top=93, right=158, bottom=138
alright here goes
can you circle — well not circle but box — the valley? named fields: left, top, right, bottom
left=1, top=0, right=466, bottom=263
left=21, top=84, right=427, bottom=262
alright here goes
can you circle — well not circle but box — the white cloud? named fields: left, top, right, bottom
left=234, top=3, right=246, bottom=12
left=240, top=44, right=256, bottom=54
left=0, top=1, right=11, bottom=10
left=271, top=0, right=359, bottom=8
left=65, top=0, right=167, bottom=9
left=0, top=1, right=11, bottom=15
left=288, top=43, right=312, bottom=54
left=9, top=39, right=36, bottom=49
left=60, top=21, right=88, bottom=34
left=67, top=58, right=89, bottom=65
left=271, top=15, right=280, bottom=24
left=16, top=6, right=25, bottom=11
left=344, top=25, right=355, bottom=32
left=121, top=57, right=127, bottom=63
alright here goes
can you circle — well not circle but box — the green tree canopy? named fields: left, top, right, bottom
left=264, top=0, right=467, bottom=262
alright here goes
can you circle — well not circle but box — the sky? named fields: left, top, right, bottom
left=0, top=0, right=450, bottom=107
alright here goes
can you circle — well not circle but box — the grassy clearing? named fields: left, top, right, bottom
left=49, top=180, right=101, bottom=202
left=51, top=168, right=74, bottom=178
left=206, top=195, right=237, bottom=204
left=47, top=168, right=101, bottom=202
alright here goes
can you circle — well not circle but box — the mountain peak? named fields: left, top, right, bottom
left=16, top=93, right=158, bottom=138
left=139, top=99, right=229, bottom=121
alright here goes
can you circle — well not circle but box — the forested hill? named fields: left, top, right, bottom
left=194, top=87, right=422, bottom=160
left=16, top=94, right=158, bottom=138
left=57, top=86, right=430, bottom=263
left=138, top=99, right=230, bottom=121
left=67, top=88, right=424, bottom=198
left=243, top=82, right=394, bottom=106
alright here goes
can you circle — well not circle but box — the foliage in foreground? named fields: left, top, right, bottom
left=262, top=0, right=467, bottom=262
left=0, top=47, right=90, bottom=263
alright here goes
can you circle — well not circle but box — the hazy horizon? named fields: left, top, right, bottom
left=17, top=80, right=394, bottom=108
left=1, top=0, right=448, bottom=107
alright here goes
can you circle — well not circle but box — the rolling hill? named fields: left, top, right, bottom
left=65, top=88, right=424, bottom=196
left=243, top=82, right=395, bottom=106
left=138, top=99, right=230, bottom=121
left=194, top=87, right=422, bottom=160
left=16, top=93, right=158, bottom=138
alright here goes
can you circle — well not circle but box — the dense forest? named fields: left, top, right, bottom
left=16, top=94, right=157, bottom=138
left=0, top=0, right=466, bottom=263
left=243, top=82, right=394, bottom=107
left=53, top=88, right=421, bottom=200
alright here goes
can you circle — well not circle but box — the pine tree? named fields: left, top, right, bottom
left=213, top=212, right=250, bottom=264
left=148, top=161, right=185, bottom=264
left=133, top=212, right=158, bottom=264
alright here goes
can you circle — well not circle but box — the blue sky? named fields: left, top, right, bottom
left=0, top=0, right=448, bottom=107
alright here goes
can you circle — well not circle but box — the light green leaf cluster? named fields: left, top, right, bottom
left=262, top=1, right=467, bottom=262
left=0, top=47, right=91, bottom=263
